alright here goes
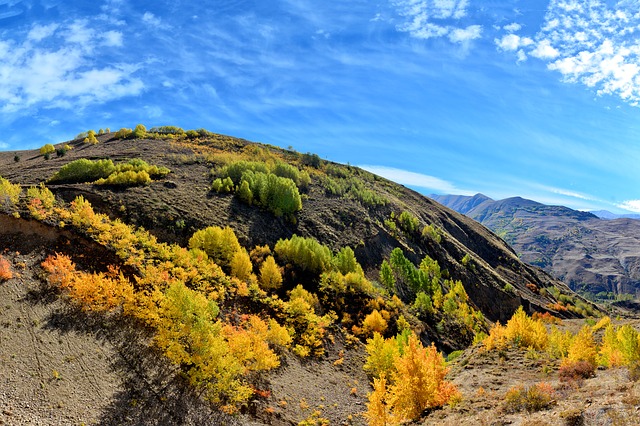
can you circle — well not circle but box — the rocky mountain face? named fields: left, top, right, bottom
left=432, top=194, right=640, bottom=297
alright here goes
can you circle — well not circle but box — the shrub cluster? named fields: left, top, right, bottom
left=49, top=158, right=170, bottom=186
left=503, top=382, right=555, bottom=413
left=212, top=160, right=306, bottom=219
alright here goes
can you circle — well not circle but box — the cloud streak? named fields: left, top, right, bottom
left=359, top=165, right=473, bottom=194
left=617, top=200, right=640, bottom=213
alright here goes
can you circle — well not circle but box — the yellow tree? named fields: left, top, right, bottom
left=259, top=255, right=282, bottom=290
left=388, top=334, right=459, bottom=421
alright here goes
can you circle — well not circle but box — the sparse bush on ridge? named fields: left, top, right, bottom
left=40, top=143, right=56, bottom=156
left=503, top=382, right=555, bottom=413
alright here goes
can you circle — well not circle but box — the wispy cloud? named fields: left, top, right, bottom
left=359, top=165, right=473, bottom=194
left=0, top=20, right=143, bottom=114
left=616, top=200, right=640, bottom=213
left=496, top=0, right=640, bottom=105
left=534, top=184, right=598, bottom=202
left=391, top=0, right=481, bottom=43
left=142, top=12, right=163, bottom=28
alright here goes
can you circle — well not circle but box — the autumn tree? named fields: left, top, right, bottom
left=188, top=226, right=241, bottom=269
left=259, top=255, right=282, bottom=290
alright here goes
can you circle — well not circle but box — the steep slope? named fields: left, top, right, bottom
left=0, top=130, right=609, bottom=425
left=0, top=133, right=589, bottom=324
left=433, top=194, right=640, bottom=297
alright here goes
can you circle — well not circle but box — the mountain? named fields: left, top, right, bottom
left=0, top=130, right=603, bottom=425
left=432, top=194, right=640, bottom=297
left=591, top=210, right=640, bottom=220
left=427, top=193, right=492, bottom=215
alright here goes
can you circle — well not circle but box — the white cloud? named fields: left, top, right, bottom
left=359, top=165, right=473, bottom=194
left=102, top=31, right=123, bottom=47
left=503, top=22, right=521, bottom=33
left=0, top=20, right=143, bottom=114
left=391, top=0, right=481, bottom=43
left=616, top=200, right=640, bottom=213
left=142, top=12, right=162, bottom=27
left=530, top=39, right=560, bottom=59
left=448, top=25, right=481, bottom=43
left=0, top=141, right=8, bottom=149
left=27, top=24, right=59, bottom=42
left=496, top=0, right=640, bottom=106
left=495, top=33, right=533, bottom=51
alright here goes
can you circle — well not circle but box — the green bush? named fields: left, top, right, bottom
left=275, top=235, right=332, bottom=275
left=49, top=158, right=169, bottom=186
left=241, top=171, right=302, bottom=217
left=49, top=159, right=116, bottom=183
left=95, top=170, right=151, bottom=186
left=398, top=211, right=420, bottom=234
left=189, top=226, right=241, bottom=269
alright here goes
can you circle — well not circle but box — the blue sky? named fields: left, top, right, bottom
left=1, top=0, right=639, bottom=213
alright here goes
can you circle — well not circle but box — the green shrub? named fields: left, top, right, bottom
left=49, top=158, right=169, bottom=186
left=95, top=170, right=151, bottom=186
left=132, top=124, right=147, bottom=139
left=49, top=159, right=116, bottom=183
left=332, top=246, right=364, bottom=275
left=398, top=211, right=419, bottom=234
left=188, top=226, right=241, bottom=269
left=275, top=235, right=332, bottom=275
left=422, top=224, right=442, bottom=243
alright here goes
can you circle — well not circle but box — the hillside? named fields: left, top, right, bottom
left=0, top=129, right=611, bottom=425
left=432, top=194, right=640, bottom=298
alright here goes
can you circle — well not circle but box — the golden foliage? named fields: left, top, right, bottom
left=364, top=332, right=399, bottom=380
left=483, top=307, right=547, bottom=351
left=547, top=325, right=572, bottom=359
left=188, top=225, right=241, bottom=269
left=388, top=335, right=459, bottom=421
left=26, top=183, right=56, bottom=220
left=0, top=176, right=22, bottom=210
left=365, top=333, right=459, bottom=425
left=362, top=309, right=388, bottom=337
left=259, top=255, right=282, bottom=290
left=564, top=325, right=597, bottom=367
left=230, top=248, right=253, bottom=282
left=41, top=254, right=76, bottom=289
left=365, top=376, right=398, bottom=426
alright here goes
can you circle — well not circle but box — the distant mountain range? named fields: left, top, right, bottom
left=590, top=210, right=640, bottom=220
left=431, top=194, right=640, bottom=297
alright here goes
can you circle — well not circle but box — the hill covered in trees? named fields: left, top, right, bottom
left=0, top=127, right=622, bottom=425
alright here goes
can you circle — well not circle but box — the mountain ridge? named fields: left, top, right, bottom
left=432, top=193, right=640, bottom=297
